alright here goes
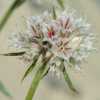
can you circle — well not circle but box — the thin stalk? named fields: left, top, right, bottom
left=0, top=0, right=26, bottom=31
left=25, top=54, right=53, bottom=100
left=0, top=51, right=25, bottom=56
left=57, top=0, right=64, bottom=10
left=25, top=66, right=45, bottom=100
left=21, top=54, right=41, bottom=82
left=0, top=81, right=12, bottom=98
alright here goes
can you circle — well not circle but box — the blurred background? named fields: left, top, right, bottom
left=0, top=0, right=100, bottom=100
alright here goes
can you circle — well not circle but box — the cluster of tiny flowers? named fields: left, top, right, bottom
left=9, top=9, right=95, bottom=76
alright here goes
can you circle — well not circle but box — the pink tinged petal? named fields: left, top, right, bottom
left=65, top=17, right=70, bottom=29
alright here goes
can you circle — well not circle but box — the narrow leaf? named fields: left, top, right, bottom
left=60, top=60, right=78, bottom=93
left=14, top=0, right=26, bottom=8
left=0, top=51, right=25, bottom=56
left=25, top=65, right=45, bottom=100
left=52, top=6, right=57, bottom=19
left=0, top=0, right=26, bottom=31
left=0, top=81, right=12, bottom=98
left=41, top=67, right=50, bottom=79
left=21, top=54, right=40, bottom=82
left=63, top=67, right=78, bottom=93
left=25, top=54, right=53, bottom=100
left=57, top=0, right=64, bottom=9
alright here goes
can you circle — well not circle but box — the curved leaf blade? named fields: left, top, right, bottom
left=0, top=51, right=25, bottom=56
left=0, top=81, right=12, bottom=98
left=57, top=0, right=64, bottom=9
left=25, top=65, right=45, bottom=100
left=21, top=54, right=40, bottom=82
left=52, top=6, right=57, bottom=19
left=60, top=60, right=78, bottom=93
left=0, top=0, right=26, bottom=31
left=63, top=69, right=78, bottom=93
left=25, top=54, right=53, bottom=100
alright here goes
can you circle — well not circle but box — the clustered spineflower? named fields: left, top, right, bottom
left=7, top=8, right=96, bottom=100
left=10, top=9, right=94, bottom=75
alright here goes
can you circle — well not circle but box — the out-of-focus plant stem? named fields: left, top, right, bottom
left=57, top=0, right=64, bottom=9
left=0, top=81, right=12, bottom=98
left=0, top=0, right=26, bottom=32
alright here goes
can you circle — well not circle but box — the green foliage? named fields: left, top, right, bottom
left=21, top=54, right=40, bottom=81
left=13, top=0, right=27, bottom=8
left=25, top=54, right=53, bottom=100
left=63, top=68, right=78, bottom=93
left=0, top=81, right=12, bottom=98
left=1, top=51, right=25, bottom=56
left=60, top=60, right=78, bottom=93
left=0, top=0, right=26, bottom=31
left=57, top=0, right=64, bottom=9
left=52, top=6, right=57, bottom=19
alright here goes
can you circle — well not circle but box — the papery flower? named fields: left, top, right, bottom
left=0, top=0, right=26, bottom=31
left=9, top=12, right=52, bottom=61
left=44, top=10, right=95, bottom=72
left=9, top=8, right=95, bottom=78
left=5, top=8, right=95, bottom=100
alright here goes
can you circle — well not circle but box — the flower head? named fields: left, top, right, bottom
left=6, top=7, right=96, bottom=100
left=45, top=10, right=95, bottom=71
left=10, top=9, right=95, bottom=74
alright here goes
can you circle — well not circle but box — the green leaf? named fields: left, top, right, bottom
left=25, top=54, right=53, bottom=100
left=14, top=0, right=27, bottom=8
left=57, top=0, right=64, bottom=9
left=0, top=0, right=26, bottom=31
left=63, top=69, right=78, bottom=93
left=0, top=81, right=12, bottom=98
left=0, top=51, right=25, bottom=56
left=21, top=54, right=40, bottom=82
left=41, top=67, right=50, bottom=79
left=25, top=65, right=45, bottom=100
left=60, top=60, right=78, bottom=93
left=52, top=6, right=57, bottom=19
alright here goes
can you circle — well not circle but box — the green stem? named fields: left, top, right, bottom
left=0, top=81, right=12, bottom=98
left=52, top=6, right=57, bottom=19
left=0, top=0, right=26, bottom=31
left=25, top=66, right=45, bottom=100
left=25, top=54, right=53, bottom=100
left=0, top=51, right=25, bottom=56
left=57, top=0, right=64, bottom=10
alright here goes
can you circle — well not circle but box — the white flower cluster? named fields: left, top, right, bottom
left=10, top=9, right=95, bottom=76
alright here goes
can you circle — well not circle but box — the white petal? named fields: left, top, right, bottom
left=68, top=37, right=82, bottom=50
